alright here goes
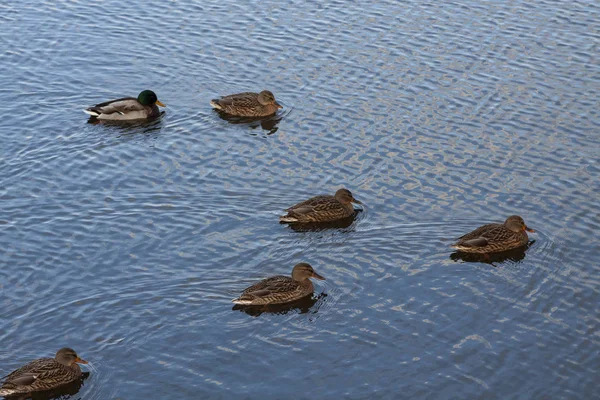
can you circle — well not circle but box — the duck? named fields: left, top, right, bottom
left=0, top=348, right=88, bottom=397
left=280, top=188, right=363, bottom=223
left=210, top=90, right=282, bottom=117
left=232, top=263, right=325, bottom=306
left=452, top=215, right=535, bottom=254
left=84, top=90, right=165, bottom=120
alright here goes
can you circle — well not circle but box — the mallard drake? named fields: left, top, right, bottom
left=232, top=263, right=325, bottom=306
left=210, top=90, right=282, bottom=117
left=452, top=215, right=535, bottom=254
left=0, top=348, right=88, bottom=397
left=280, top=188, right=363, bottom=223
left=84, top=90, right=165, bottom=120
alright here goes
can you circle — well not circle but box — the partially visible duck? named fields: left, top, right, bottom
left=84, top=90, right=165, bottom=120
left=280, top=188, right=363, bottom=223
left=452, top=215, right=535, bottom=254
left=232, top=263, right=325, bottom=306
left=0, top=347, right=88, bottom=397
left=210, top=90, right=282, bottom=117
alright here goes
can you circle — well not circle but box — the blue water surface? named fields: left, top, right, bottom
left=1, top=0, right=599, bottom=399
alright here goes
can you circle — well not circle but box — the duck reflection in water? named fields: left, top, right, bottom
left=214, top=111, right=281, bottom=135
left=450, top=240, right=535, bottom=265
left=233, top=293, right=327, bottom=317
left=86, top=116, right=164, bottom=143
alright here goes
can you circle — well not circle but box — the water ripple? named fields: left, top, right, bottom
left=1, top=0, right=599, bottom=398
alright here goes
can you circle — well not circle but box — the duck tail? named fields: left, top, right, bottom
left=0, top=389, right=16, bottom=397
left=210, top=99, right=223, bottom=110
left=83, top=108, right=100, bottom=117
left=279, top=215, right=298, bottom=223
left=231, top=298, right=253, bottom=305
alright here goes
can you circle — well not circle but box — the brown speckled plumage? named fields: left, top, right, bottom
left=210, top=90, right=282, bottom=117
left=280, top=188, right=363, bottom=223
left=232, top=263, right=325, bottom=306
left=452, top=215, right=534, bottom=254
left=0, top=348, right=87, bottom=397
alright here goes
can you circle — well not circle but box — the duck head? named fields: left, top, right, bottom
left=258, top=90, right=282, bottom=109
left=505, top=215, right=535, bottom=233
left=334, top=188, right=363, bottom=205
left=56, top=348, right=88, bottom=366
left=138, top=90, right=166, bottom=107
left=291, top=263, right=325, bottom=281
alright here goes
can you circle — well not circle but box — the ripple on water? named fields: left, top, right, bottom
left=1, top=0, right=599, bottom=398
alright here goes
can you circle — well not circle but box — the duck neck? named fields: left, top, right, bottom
left=69, top=363, right=82, bottom=373
left=300, top=279, right=314, bottom=290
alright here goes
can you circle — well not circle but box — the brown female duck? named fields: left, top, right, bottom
left=452, top=215, right=535, bottom=254
left=232, top=263, right=325, bottom=306
left=210, top=90, right=282, bottom=117
left=0, top=348, right=88, bottom=397
left=280, top=188, right=363, bottom=223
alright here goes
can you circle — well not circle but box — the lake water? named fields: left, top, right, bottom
left=1, top=0, right=599, bottom=398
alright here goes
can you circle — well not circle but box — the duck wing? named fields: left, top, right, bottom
left=4, top=372, right=36, bottom=386
left=2, top=358, right=52, bottom=382
left=232, top=275, right=303, bottom=304
left=284, top=195, right=338, bottom=215
left=454, top=223, right=510, bottom=248
left=1, top=358, right=77, bottom=393
left=241, top=276, right=296, bottom=296
left=211, top=92, right=259, bottom=108
left=84, top=97, right=144, bottom=117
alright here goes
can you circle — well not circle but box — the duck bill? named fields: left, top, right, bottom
left=75, top=357, right=88, bottom=364
left=351, top=198, right=363, bottom=205
left=312, top=271, right=326, bottom=280
left=525, top=226, right=535, bottom=233
left=155, top=100, right=166, bottom=107
left=274, top=101, right=283, bottom=109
